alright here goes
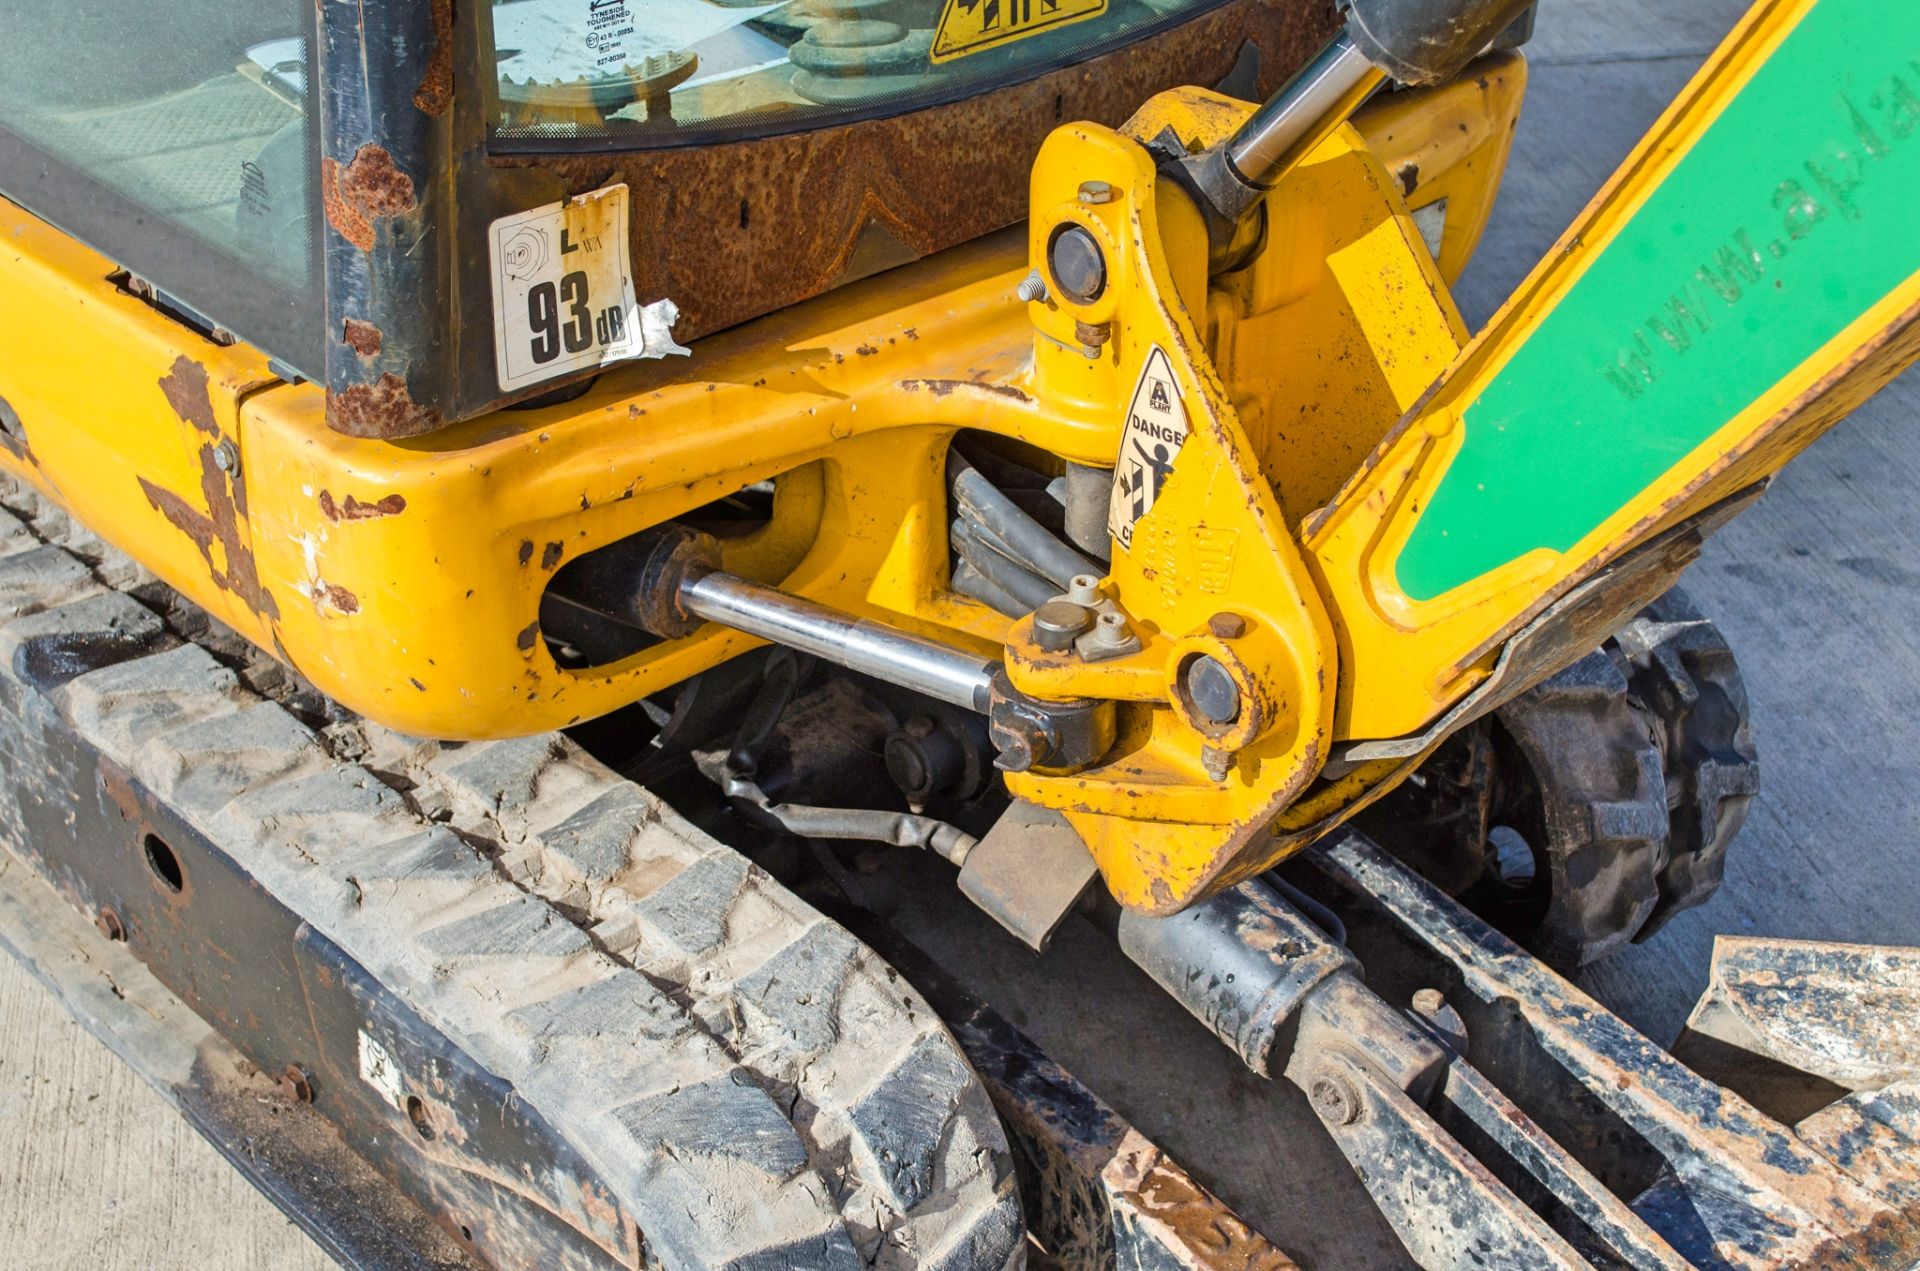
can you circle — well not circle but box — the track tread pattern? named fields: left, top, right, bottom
left=361, top=727, right=1023, bottom=1270
left=0, top=476, right=1021, bottom=1271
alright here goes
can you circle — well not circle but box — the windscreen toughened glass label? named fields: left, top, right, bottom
left=490, top=185, right=643, bottom=392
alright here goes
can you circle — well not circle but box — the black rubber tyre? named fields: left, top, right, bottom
left=1612, top=587, right=1761, bottom=940
left=1368, top=586, right=1759, bottom=970
left=1472, top=649, right=1673, bottom=970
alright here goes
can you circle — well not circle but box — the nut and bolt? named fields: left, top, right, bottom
left=1032, top=600, right=1093, bottom=653
left=1065, top=575, right=1102, bottom=606
left=1182, top=655, right=1242, bottom=727
left=1075, top=320, right=1112, bottom=359
left=94, top=907, right=126, bottom=942
left=1201, top=746, right=1232, bottom=783
left=1207, top=612, right=1249, bottom=640
left=212, top=439, right=240, bottom=473
left=1015, top=269, right=1049, bottom=304
left=1077, top=180, right=1116, bottom=205
left=990, top=719, right=1047, bottom=773
left=1307, top=1068, right=1363, bottom=1126
left=1087, top=609, right=1133, bottom=651
left=279, top=1064, right=314, bottom=1104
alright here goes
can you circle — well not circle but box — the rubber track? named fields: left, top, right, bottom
left=0, top=476, right=1022, bottom=1271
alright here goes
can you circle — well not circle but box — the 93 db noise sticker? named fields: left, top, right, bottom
left=489, top=184, right=687, bottom=393
left=1108, top=346, right=1189, bottom=552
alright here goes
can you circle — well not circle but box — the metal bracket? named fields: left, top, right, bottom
left=957, top=801, right=1099, bottom=952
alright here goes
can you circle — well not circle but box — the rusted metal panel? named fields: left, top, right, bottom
left=503, top=0, right=1341, bottom=353
left=310, top=0, right=1342, bottom=434
left=324, top=0, right=1348, bottom=433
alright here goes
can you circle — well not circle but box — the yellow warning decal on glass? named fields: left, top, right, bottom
left=931, top=0, right=1107, bottom=64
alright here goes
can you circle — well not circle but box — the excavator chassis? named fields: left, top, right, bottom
left=3, top=470, right=1917, bottom=1268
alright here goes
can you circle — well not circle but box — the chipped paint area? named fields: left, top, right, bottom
left=319, top=490, right=407, bottom=522
left=158, top=356, right=219, bottom=434
left=138, top=456, right=281, bottom=622
left=291, top=529, right=360, bottom=619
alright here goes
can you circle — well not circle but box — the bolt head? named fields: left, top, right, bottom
left=94, top=907, right=126, bottom=942
left=1015, top=269, right=1049, bottom=304
left=1207, top=612, right=1249, bottom=640
left=1411, top=988, right=1446, bottom=1016
left=1308, top=1070, right=1362, bottom=1126
left=213, top=440, right=239, bottom=473
left=279, top=1065, right=314, bottom=1103
left=1066, top=575, right=1102, bottom=606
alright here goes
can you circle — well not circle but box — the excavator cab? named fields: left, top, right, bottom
left=0, top=0, right=1365, bottom=407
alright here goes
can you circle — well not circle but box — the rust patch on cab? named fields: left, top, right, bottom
left=322, top=145, right=419, bottom=252
left=342, top=319, right=384, bottom=360
left=319, top=490, right=408, bottom=522
left=414, top=0, right=455, bottom=116
left=508, top=0, right=1338, bottom=346
left=328, top=373, right=446, bottom=440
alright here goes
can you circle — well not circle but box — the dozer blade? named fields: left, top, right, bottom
left=1675, top=936, right=1920, bottom=1121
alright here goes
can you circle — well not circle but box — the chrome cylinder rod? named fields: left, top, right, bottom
left=680, top=571, right=998, bottom=712
left=1187, top=32, right=1384, bottom=228
left=1224, top=32, right=1381, bottom=193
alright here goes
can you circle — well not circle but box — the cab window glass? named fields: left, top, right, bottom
left=489, top=0, right=1227, bottom=149
left=0, top=0, right=317, bottom=360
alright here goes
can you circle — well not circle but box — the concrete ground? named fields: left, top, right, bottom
left=5, top=0, right=1919, bottom=1266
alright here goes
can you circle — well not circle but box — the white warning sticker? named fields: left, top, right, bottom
left=357, top=1029, right=406, bottom=1111
left=1108, top=346, right=1190, bottom=552
left=489, top=183, right=686, bottom=393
